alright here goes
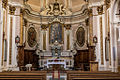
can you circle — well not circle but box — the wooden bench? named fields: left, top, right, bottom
left=0, top=71, right=47, bottom=80
left=67, top=71, right=120, bottom=80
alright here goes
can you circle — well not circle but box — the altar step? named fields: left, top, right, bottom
left=67, top=71, right=120, bottom=80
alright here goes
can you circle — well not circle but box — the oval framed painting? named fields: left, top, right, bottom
left=27, top=27, right=37, bottom=47
left=76, top=27, right=85, bottom=47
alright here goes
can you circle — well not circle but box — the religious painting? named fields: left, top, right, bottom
left=49, top=22, right=63, bottom=44
left=76, top=27, right=85, bottom=47
left=27, top=27, right=37, bottom=47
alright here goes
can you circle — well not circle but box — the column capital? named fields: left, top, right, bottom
left=9, top=5, right=16, bottom=15
left=2, top=0, right=8, bottom=9
left=65, top=24, right=71, bottom=30
left=20, top=8, right=25, bottom=15
left=41, top=24, right=48, bottom=30
left=97, top=5, right=103, bottom=15
left=104, top=0, right=111, bottom=9
left=88, top=8, right=93, bottom=16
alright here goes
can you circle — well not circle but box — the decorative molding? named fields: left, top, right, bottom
left=97, top=5, right=103, bottom=15
left=9, top=6, right=16, bottom=15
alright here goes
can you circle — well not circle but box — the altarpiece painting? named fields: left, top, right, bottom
left=49, top=22, right=63, bottom=44
left=27, top=27, right=37, bottom=47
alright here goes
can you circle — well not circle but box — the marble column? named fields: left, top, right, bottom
left=6, top=5, right=16, bottom=70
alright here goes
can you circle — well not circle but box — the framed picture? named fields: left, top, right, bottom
left=49, top=22, right=64, bottom=44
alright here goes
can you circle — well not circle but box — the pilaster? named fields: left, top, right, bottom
left=41, top=25, right=48, bottom=50
left=65, top=24, right=71, bottom=50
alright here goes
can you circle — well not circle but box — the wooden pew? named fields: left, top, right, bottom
left=0, top=71, right=47, bottom=80
left=67, top=71, right=120, bottom=80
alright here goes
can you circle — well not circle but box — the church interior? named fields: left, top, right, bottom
left=0, top=0, right=120, bottom=80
